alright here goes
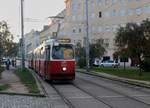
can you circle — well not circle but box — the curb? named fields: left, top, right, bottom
left=77, top=69, right=150, bottom=89
left=30, top=69, right=48, bottom=97
left=0, top=68, right=46, bottom=97
left=0, top=91, right=45, bottom=97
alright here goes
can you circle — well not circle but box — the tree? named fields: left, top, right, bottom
left=0, top=21, right=14, bottom=59
left=89, top=39, right=106, bottom=65
left=75, top=38, right=106, bottom=67
left=115, top=19, right=150, bottom=73
left=75, top=42, right=86, bottom=68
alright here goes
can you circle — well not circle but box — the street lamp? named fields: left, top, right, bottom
left=85, top=0, right=90, bottom=71
left=21, top=0, right=25, bottom=69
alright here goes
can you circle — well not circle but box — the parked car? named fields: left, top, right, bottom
left=93, top=58, right=100, bottom=67
left=99, top=60, right=119, bottom=68
left=2, top=58, right=7, bottom=64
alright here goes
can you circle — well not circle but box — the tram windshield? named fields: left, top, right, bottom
left=52, top=44, right=74, bottom=60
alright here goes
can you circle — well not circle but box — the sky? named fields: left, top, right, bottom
left=0, top=0, right=65, bottom=42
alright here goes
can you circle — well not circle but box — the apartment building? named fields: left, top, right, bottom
left=65, top=0, right=150, bottom=60
left=39, top=25, right=51, bottom=44
left=40, top=9, right=66, bottom=44
left=64, top=0, right=87, bottom=44
left=24, top=30, right=40, bottom=57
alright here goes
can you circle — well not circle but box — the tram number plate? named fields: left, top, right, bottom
left=61, top=61, right=67, bottom=67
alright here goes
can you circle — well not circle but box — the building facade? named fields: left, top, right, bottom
left=64, top=0, right=150, bottom=60
left=25, top=30, right=40, bottom=57
left=39, top=9, right=66, bottom=44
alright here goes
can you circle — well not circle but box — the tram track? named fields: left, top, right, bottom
left=50, top=83, right=114, bottom=108
left=71, top=82, right=114, bottom=108
left=51, top=84, right=75, bottom=108
left=78, top=71, right=150, bottom=95
left=32, top=68, right=150, bottom=108
left=76, top=76, right=150, bottom=107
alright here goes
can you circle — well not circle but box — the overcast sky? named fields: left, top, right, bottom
left=0, top=0, right=65, bottom=42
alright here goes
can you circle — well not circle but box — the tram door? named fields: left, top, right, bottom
left=45, top=45, right=50, bottom=79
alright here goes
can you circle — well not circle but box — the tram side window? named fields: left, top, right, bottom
left=40, top=47, right=44, bottom=59
left=46, top=45, right=51, bottom=60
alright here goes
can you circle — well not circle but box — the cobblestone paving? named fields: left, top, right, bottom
left=0, top=95, right=68, bottom=108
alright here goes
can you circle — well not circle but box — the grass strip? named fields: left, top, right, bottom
left=0, top=84, right=9, bottom=91
left=15, top=68, right=40, bottom=93
left=92, top=67, right=150, bottom=81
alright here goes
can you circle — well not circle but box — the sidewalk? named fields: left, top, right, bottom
left=0, top=66, right=28, bottom=94
left=77, top=69, right=150, bottom=89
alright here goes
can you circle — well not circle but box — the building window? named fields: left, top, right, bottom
left=112, top=9, right=117, bottom=17
left=135, top=7, right=142, bottom=15
left=104, top=11, right=110, bottom=17
left=97, top=0, right=103, bottom=5
left=136, top=0, right=140, bottom=2
left=78, top=15, right=83, bottom=21
left=112, top=25, right=119, bottom=32
left=99, top=11, right=102, bottom=18
left=144, top=5, right=150, bottom=14
left=112, top=0, right=117, bottom=5
left=73, top=28, right=76, bottom=33
left=91, top=13, right=95, bottom=19
left=72, top=4, right=77, bottom=12
left=92, top=27, right=95, bottom=32
left=79, top=28, right=82, bottom=33
left=105, top=26, right=111, bottom=32
left=120, top=0, right=125, bottom=4
left=105, top=0, right=109, bottom=5
left=128, top=8, right=134, bottom=16
left=128, top=0, right=133, bottom=3
left=72, top=16, right=76, bottom=21
left=120, top=9, right=126, bottom=16
left=91, top=1, right=95, bottom=11
left=98, top=26, right=102, bottom=32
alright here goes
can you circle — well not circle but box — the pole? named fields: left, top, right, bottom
left=85, top=0, right=90, bottom=71
left=21, top=0, right=25, bottom=69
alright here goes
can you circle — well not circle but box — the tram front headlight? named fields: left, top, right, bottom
left=62, top=67, right=67, bottom=71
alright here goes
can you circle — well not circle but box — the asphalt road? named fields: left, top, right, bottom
left=0, top=71, right=150, bottom=108
left=41, top=72, right=150, bottom=108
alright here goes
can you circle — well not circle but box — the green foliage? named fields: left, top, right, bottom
left=93, top=67, right=150, bottom=81
left=0, top=21, right=14, bottom=58
left=75, top=42, right=86, bottom=68
left=78, top=57, right=86, bottom=68
left=75, top=42, right=85, bottom=58
left=115, top=19, right=150, bottom=71
left=90, top=39, right=106, bottom=60
left=141, top=57, right=150, bottom=72
left=15, top=68, right=40, bottom=93
left=0, top=84, right=9, bottom=91
left=5, top=42, right=19, bottom=57
left=75, top=39, right=106, bottom=67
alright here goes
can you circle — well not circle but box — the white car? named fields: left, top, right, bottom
left=99, top=60, right=119, bottom=68
left=93, top=58, right=100, bottom=67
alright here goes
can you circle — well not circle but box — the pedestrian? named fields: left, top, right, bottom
left=11, top=59, right=15, bottom=67
left=5, top=59, right=10, bottom=70
left=14, top=59, right=16, bottom=67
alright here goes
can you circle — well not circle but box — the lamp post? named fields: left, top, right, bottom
left=85, top=0, right=90, bottom=71
left=21, top=0, right=25, bottom=69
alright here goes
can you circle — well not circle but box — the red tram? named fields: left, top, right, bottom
left=28, top=39, right=75, bottom=81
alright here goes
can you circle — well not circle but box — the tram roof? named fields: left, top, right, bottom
left=34, top=38, right=74, bottom=52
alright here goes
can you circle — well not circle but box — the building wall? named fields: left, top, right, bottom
left=39, top=9, right=66, bottom=44
left=25, top=30, right=40, bottom=57
left=40, top=25, right=51, bottom=44
left=65, top=0, right=150, bottom=60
